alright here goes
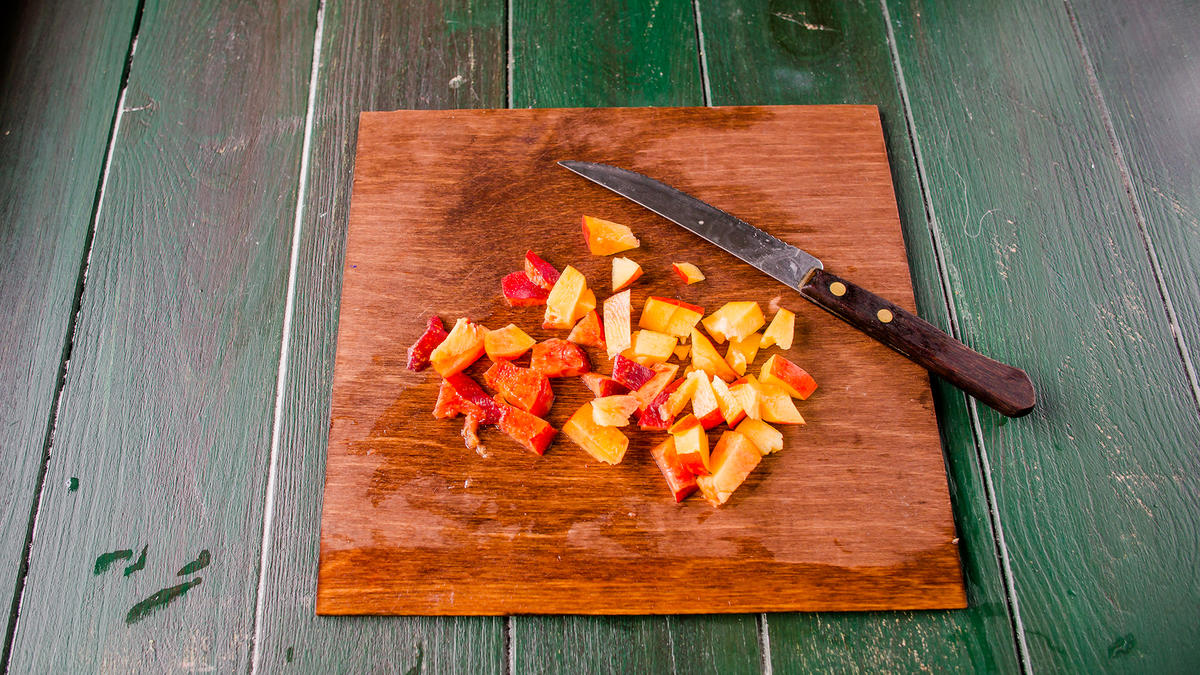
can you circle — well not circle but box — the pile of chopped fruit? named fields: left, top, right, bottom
left=405, top=215, right=817, bottom=507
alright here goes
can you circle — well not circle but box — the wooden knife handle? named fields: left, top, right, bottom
left=800, top=268, right=1036, bottom=417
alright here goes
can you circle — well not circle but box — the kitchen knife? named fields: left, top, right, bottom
left=559, top=160, right=1036, bottom=418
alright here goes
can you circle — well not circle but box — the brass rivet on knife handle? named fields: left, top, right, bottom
left=801, top=268, right=1036, bottom=417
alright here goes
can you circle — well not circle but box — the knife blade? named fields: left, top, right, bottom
left=559, top=160, right=1036, bottom=417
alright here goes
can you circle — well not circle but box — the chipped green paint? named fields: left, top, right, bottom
left=93, top=550, right=132, bottom=575
left=68, top=477, right=79, bottom=492
left=125, top=578, right=202, bottom=624
left=1108, top=634, right=1136, bottom=659
left=285, top=647, right=293, bottom=663
left=122, top=545, right=147, bottom=577
left=175, top=549, right=210, bottom=576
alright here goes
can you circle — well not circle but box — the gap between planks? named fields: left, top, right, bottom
left=505, top=615, right=514, bottom=675
left=505, top=0, right=514, bottom=109
left=877, top=1, right=1033, bottom=672
left=757, top=613, right=772, bottom=675
left=691, top=0, right=713, bottom=107
left=1061, top=0, right=1200, bottom=416
left=664, top=615, right=679, bottom=674
left=249, top=0, right=326, bottom=672
left=0, top=0, right=148, bottom=669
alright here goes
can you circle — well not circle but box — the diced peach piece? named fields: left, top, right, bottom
left=543, top=265, right=588, bottom=329
left=690, top=372, right=724, bottom=430
left=568, top=310, right=606, bottom=349
left=627, top=330, right=677, bottom=366
left=604, top=290, right=632, bottom=359
left=729, top=375, right=762, bottom=420
left=611, top=354, right=655, bottom=390
left=433, top=380, right=468, bottom=419
left=582, top=215, right=640, bottom=255
left=711, top=375, right=746, bottom=427
left=443, top=373, right=506, bottom=424
left=580, top=372, right=629, bottom=398
left=696, top=431, right=762, bottom=506
left=724, top=333, right=761, bottom=376
left=669, top=414, right=710, bottom=476
left=499, top=406, right=557, bottom=455
left=759, top=354, right=818, bottom=400
left=563, top=401, right=630, bottom=464
left=664, top=370, right=702, bottom=417
left=650, top=437, right=698, bottom=502
left=673, top=344, right=691, bottom=361
left=612, top=257, right=643, bottom=291
left=759, top=383, right=806, bottom=424
left=531, top=338, right=591, bottom=377
left=572, top=288, right=597, bottom=326
left=485, top=323, right=536, bottom=361
left=483, top=360, right=554, bottom=417
left=672, top=262, right=705, bottom=284
left=632, top=363, right=679, bottom=410
left=407, top=315, right=448, bottom=371
left=639, top=296, right=703, bottom=337
left=638, top=296, right=677, bottom=334
left=736, top=418, right=783, bottom=455
left=690, top=328, right=739, bottom=382
left=430, top=318, right=488, bottom=377
left=502, top=271, right=550, bottom=306
left=664, top=303, right=704, bottom=337
left=701, top=301, right=765, bottom=343
left=636, top=377, right=685, bottom=430
left=524, top=250, right=561, bottom=290
left=760, top=308, right=795, bottom=350
left=591, top=395, right=640, bottom=427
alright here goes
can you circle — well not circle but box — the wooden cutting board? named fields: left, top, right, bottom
left=318, top=106, right=966, bottom=615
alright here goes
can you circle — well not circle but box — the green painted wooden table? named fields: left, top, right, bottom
left=1, top=0, right=1197, bottom=672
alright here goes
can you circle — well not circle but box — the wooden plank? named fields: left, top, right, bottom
left=4, top=0, right=318, bottom=670
left=695, top=0, right=1023, bottom=670
left=507, top=4, right=760, bottom=671
left=0, top=0, right=139, bottom=657
left=886, top=0, right=1200, bottom=669
left=1075, top=1, right=1200, bottom=398
left=510, top=0, right=705, bottom=108
left=1071, top=1, right=1200, bottom=411
left=321, top=105, right=962, bottom=614
left=250, top=1, right=508, bottom=671
left=1067, top=0, right=1200, bottom=668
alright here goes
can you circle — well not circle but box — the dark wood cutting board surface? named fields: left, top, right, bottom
left=318, top=106, right=966, bottom=615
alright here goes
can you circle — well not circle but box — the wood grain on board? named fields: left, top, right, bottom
left=318, top=105, right=966, bottom=615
